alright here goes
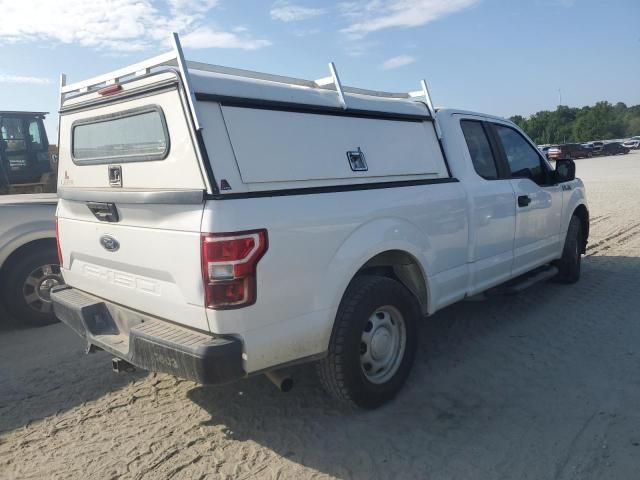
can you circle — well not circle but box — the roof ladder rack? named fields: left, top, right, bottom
left=171, top=32, right=201, bottom=131
left=59, top=33, right=443, bottom=121
left=410, top=79, right=442, bottom=138
left=315, top=62, right=347, bottom=110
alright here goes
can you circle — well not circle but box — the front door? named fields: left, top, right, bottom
left=490, top=123, right=563, bottom=276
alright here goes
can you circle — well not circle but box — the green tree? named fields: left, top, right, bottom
left=510, top=101, right=637, bottom=144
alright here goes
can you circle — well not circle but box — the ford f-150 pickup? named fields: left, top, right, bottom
left=51, top=35, right=589, bottom=408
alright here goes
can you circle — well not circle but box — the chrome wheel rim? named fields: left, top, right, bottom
left=22, top=264, right=63, bottom=313
left=360, top=305, right=406, bottom=384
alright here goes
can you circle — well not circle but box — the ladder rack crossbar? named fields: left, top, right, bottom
left=61, top=51, right=177, bottom=95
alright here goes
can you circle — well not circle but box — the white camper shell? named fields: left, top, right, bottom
left=53, top=34, right=589, bottom=408
left=57, top=40, right=448, bottom=197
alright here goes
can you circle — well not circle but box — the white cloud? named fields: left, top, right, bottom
left=270, top=2, right=325, bottom=22
left=167, top=0, right=220, bottom=12
left=0, top=73, right=51, bottom=85
left=381, top=54, right=416, bottom=70
left=0, top=0, right=270, bottom=52
left=293, top=28, right=321, bottom=37
left=344, top=40, right=378, bottom=57
left=341, top=0, right=479, bottom=37
left=181, top=27, right=271, bottom=50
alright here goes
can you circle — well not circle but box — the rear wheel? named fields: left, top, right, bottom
left=556, top=215, right=582, bottom=284
left=1, top=247, right=63, bottom=327
left=317, top=275, right=419, bottom=409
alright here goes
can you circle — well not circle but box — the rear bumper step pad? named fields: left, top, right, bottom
left=51, top=285, right=245, bottom=384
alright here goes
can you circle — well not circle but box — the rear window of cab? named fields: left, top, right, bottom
left=71, top=105, right=169, bottom=164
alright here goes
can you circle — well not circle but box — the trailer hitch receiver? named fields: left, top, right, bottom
left=112, top=357, right=136, bottom=373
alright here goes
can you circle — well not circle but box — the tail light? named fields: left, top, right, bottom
left=55, top=217, right=63, bottom=268
left=201, top=229, right=268, bottom=309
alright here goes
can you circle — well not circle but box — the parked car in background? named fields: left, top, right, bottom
left=0, top=194, right=62, bottom=326
left=622, top=139, right=640, bottom=150
left=590, top=141, right=604, bottom=155
left=1, top=111, right=61, bottom=327
left=547, top=143, right=592, bottom=160
left=538, top=145, right=551, bottom=158
left=601, top=142, right=630, bottom=156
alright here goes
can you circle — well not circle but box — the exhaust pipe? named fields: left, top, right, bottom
left=112, top=357, right=136, bottom=373
left=265, top=370, right=293, bottom=392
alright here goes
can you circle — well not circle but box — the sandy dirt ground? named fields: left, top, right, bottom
left=1, top=152, right=640, bottom=480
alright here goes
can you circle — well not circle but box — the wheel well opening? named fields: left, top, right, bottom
left=0, top=238, right=57, bottom=279
left=573, top=205, right=589, bottom=253
left=356, top=250, right=428, bottom=315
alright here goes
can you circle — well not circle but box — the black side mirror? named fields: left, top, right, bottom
left=554, top=159, right=575, bottom=183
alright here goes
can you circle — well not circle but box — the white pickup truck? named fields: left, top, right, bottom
left=0, top=194, right=62, bottom=326
left=52, top=36, right=589, bottom=408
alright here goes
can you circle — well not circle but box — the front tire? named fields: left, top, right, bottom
left=317, top=275, right=419, bottom=409
left=1, top=247, right=63, bottom=327
left=556, top=215, right=582, bottom=284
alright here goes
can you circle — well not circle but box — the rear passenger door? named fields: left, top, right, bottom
left=489, top=123, right=563, bottom=276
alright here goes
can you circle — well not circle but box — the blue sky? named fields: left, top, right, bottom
left=0, top=0, right=638, bottom=139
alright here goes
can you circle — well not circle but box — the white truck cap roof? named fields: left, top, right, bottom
left=189, top=68, right=432, bottom=119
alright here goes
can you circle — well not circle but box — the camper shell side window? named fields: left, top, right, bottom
left=71, top=105, right=170, bottom=165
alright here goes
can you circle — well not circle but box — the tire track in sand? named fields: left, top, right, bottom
left=587, top=221, right=640, bottom=256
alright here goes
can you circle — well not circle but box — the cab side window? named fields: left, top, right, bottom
left=28, top=120, right=45, bottom=151
left=494, top=125, right=546, bottom=185
left=1, top=117, right=27, bottom=152
left=460, top=120, right=499, bottom=180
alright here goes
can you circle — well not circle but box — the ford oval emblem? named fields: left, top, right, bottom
left=100, top=235, right=120, bottom=252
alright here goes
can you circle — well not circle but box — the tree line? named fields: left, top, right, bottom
left=510, top=101, right=640, bottom=145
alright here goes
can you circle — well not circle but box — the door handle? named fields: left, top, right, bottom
left=517, top=195, right=531, bottom=207
left=87, top=202, right=119, bottom=222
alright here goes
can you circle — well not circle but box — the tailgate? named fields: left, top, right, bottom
left=57, top=79, right=210, bottom=332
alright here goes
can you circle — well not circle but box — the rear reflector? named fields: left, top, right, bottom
left=201, top=229, right=268, bottom=309
left=55, top=217, right=63, bottom=268
left=97, top=84, right=122, bottom=96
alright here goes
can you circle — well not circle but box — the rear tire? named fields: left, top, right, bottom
left=317, top=275, right=419, bottom=409
left=556, top=215, right=582, bottom=284
left=1, top=247, right=63, bottom=327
